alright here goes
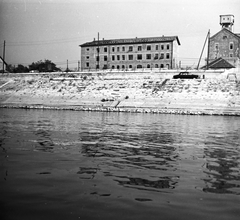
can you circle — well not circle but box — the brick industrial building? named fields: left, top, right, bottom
left=208, top=15, right=240, bottom=68
left=79, top=35, right=180, bottom=71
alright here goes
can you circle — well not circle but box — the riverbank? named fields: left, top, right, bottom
left=1, top=70, right=240, bottom=116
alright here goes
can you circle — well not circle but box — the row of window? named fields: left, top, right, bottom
left=85, top=63, right=170, bottom=69
left=89, top=53, right=170, bottom=62
left=215, top=42, right=234, bottom=50
left=215, top=53, right=235, bottom=59
left=86, top=43, right=171, bottom=53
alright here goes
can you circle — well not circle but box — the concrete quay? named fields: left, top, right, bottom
left=1, top=70, right=240, bottom=116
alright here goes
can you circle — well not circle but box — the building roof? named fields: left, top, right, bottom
left=201, top=57, right=235, bottom=69
left=210, top=28, right=240, bottom=40
left=80, top=36, right=180, bottom=47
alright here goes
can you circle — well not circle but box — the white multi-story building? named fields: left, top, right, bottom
left=79, top=35, right=180, bottom=71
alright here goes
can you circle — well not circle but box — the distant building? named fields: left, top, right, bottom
left=208, top=15, right=240, bottom=68
left=79, top=36, right=180, bottom=71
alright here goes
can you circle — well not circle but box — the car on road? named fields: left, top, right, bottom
left=173, top=71, right=199, bottom=79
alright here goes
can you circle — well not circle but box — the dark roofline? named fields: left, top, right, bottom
left=210, top=28, right=240, bottom=40
left=201, top=57, right=235, bottom=69
left=80, top=36, right=180, bottom=47
left=220, top=14, right=234, bottom=18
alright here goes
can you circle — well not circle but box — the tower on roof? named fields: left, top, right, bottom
left=220, top=14, right=234, bottom=32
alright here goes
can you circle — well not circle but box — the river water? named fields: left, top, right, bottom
left=0, top=108, right=240, bottom=220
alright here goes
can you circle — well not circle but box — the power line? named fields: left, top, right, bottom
left=6, top=37, right=83, bottom=47
left=179, top=57, right=206, bottom=60
left=4, top=30, right=209, bottom=47
left=9, top=59, right=79, bottom=66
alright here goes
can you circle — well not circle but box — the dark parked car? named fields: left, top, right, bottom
left=173, top=71, right=199, bottom=79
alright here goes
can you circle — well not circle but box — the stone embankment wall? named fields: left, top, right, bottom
left=1, top=70, right=240, bottom=115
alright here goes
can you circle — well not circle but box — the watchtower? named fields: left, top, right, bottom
left=220, top=14, right=234, bottom=32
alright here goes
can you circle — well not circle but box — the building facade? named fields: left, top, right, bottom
left=79, top=36, right=180, bottom=71
left=208, top=15, right=240, bottom=68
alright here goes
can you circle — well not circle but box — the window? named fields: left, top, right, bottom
left=160, top=64, right=164, bottom=68
left=215, top=43, right=219, bottom=50
left=86, top=48, right=89, bottom=52
left=117, top=55, right=120, bottom=61
left=167, top=44, right=170, bottom=50
left=117, top=47, right=120, bottom=52
left=138, top=46, right=142, bottom=51
left=104, top=47, right=107, bottom=52
left=166, top=53, right=170, bottom=59
left=112, top=65, right=115, bottom=69
left=86, top=62, right=89, bottom=67
left=147, top=45, right=151, bottom=50
left=147, top=64, right=151, bottom=68
left=129, top=46, right=133, bottom=52
left=112, top=55, right=115, bottom=61
left=156, top=45, right=159, bottom=50
left=86, top=56, right=89, bottom=59
left=154, top=53, right=159, bottom=59
left=137, top=54, right=142, bottom=60
left=96, top=56, right=99, bottom=61
left=96, top=64, right=99, bottom=69
left=229, top=53, right=233, bottom=57
left=96, top=48, right=100, bottom=52
left=103, top=65, right=107, bottom=69
left=104, top=56, right=108, bottom=61
left=129, top=65, right=132, bottom=69
left=122, top=46, right=125, bottom=52
left=122, top=65, right=125, bottom=69
left=161, top=44, right=164, bottom=50
left=122, top=55, right=125, bottom=60
left=137, top=64, right=142, bottom=68
left=117, top=65, right=120, bottom=69
left=128, top=54, right=133, bottom=60
left=230, top=42, right=234, bottom=50
left=223, top=35, right=228, bottom=40
left=160, top=53, right=164, bottom=59
left=155, top=64, right=159, bottom=68
left=146, top=54, right=151, bottom=60
left=112, top=47, right=115, bottom=52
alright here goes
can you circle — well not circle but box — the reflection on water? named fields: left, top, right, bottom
left=0, top=109, right=240, bottom=220
left=203, top=137, right=240, bottom=194
left=29, top=119, right=55, bottom=152
left=115, top=176, right=178, bottom=192
left=79, top=129, right=180, bottom=193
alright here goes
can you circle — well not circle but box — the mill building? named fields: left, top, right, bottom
left=208, top=14, right=240, bottom=69
left=79, top=35, right=180, bottom=71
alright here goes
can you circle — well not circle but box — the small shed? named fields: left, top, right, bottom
left=202, top=57, right=235, bottom=69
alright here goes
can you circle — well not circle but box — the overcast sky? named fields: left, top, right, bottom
left=0, top=0, right=240, bottom=69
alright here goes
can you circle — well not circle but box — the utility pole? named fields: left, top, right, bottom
left=197, top=30, right=210, bottom=70
left=78, top=60, right=80, bottom=72
left=206, top=30, right=210, bottom=70
left=67, top=59, right=68, bottom=73
left=97, top=32, right=99, bottom=70
left=2, top=40, right=5, bottom=74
